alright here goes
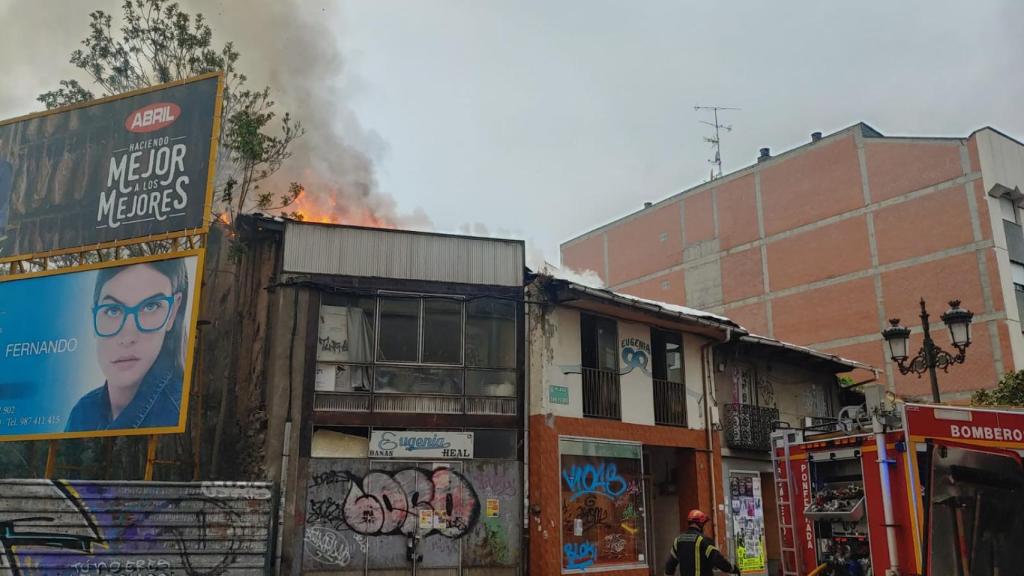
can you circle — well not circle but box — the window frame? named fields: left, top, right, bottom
left=316, top=291, right=519, bottom=401
left=557, top=437, right=648, bottom=573
left=580, top=312, right=620, bottom=372
left=650, top=327, right=684, bottom=384
left=375, top=292, right=466, bottom=367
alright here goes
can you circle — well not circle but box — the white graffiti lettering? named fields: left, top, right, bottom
left=304, top=526, right=352, bottom=567
left=200, top=481, right=272, bottom=500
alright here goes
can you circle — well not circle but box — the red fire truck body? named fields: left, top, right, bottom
left=772, top=403, right=1024, bottom=576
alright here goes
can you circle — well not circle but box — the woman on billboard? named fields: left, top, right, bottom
left=65, top=258, right=189, bottom=432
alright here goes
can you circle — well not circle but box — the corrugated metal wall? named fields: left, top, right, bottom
left=0, top=479, right=276, bottom=575
left=282, top=223, right=524, bottom=287
left=302, top=459, right=521, bottom=575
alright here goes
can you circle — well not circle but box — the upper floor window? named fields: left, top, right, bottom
left=377, top=296, right=464, bottom=364
left=651, top=328, right=683, bottom=383
left=317, top=296, right=375, bottom=391
left=466, top=298, right=517, bottom=369
left=651, top=328, right=686, bottom=427
left=581, top=313, right=618, bottom=371
left=580, top=314, right=620, bottom=419
left=317, top=293, right=517, bottom=398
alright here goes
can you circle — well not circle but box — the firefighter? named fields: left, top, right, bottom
left=665, top=509, right=741, bottom=576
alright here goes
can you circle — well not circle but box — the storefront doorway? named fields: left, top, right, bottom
left=645, top=446, right=688, bottom=574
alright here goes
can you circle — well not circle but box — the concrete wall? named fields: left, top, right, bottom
left=618, top=321, right=656, bottom=425
left=0, top=479, right=275, bottom=575
left=976, top=128, right=1024, bottom=370
left=684, top=334, right=711, bottom=429
left=529, top=305, right=584, bottom=418
left=564, top=125, right=1024, bottom=400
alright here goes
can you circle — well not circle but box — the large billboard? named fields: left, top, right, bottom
left=0, top=73, right=221, bottom=260
left=0, top=251, right=202, bottom=440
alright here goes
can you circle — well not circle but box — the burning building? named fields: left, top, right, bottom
left=209, top=214, right=526, bottom=575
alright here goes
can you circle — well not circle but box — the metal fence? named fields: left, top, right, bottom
left=582, top=367, right=621, bottom=419
left=0, top=479, right=277, bottom=575
left=723, top=403, right=780, bottom=451
left=653, top=378, right=687, bottom=426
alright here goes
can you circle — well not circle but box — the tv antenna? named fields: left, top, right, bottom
left=694, top=105, right=740, bottom=180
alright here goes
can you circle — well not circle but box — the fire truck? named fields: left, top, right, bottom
left=771, top=398, right=1024, bottom=576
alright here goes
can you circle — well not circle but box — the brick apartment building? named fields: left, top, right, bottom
left=562, top=124, right=1024, bottom=400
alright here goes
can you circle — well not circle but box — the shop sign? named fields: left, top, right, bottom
left=368, top=430, right=474, bottom=459
left=549, top=384, right=570, bottom=405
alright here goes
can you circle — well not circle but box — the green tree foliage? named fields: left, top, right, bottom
left=972, top=370, right=1024, bottom=407
left=837, top=375, right=856, bottom=388
left=38, top=0, right=304, bottom=216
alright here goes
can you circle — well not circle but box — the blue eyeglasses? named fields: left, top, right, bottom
left=93, top=295, right=176, bottom=337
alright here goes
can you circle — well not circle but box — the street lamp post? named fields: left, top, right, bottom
left=881, top=298, right=974, bottom=403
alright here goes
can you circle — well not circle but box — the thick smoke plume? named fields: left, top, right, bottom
left=190, top=0, right=429, bottom=228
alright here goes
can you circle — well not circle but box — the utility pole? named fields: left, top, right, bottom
left=694, top=105, right=740, bottom=180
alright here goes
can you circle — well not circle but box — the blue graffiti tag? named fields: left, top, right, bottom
left=562, top=463, right=628, bottom=501
left=621, top=347, right=649, bottom=375
left=564, top=541, right=597, bottom=570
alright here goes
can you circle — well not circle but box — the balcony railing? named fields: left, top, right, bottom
left=723, top=403, right=780, bottom=451
left=582, top=367, right=620, bottom=419
left=653, top=378, right=687, bottom=427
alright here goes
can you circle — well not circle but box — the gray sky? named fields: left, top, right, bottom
left=2, top=1, right=1022, bottom=265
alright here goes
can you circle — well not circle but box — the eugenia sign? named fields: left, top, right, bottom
left=368, top=431, right=474, bottom=459
left=0, top=74, right=220, bottom=258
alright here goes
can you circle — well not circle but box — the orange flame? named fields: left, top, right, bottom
left=286, top=187, right=394, bottom=229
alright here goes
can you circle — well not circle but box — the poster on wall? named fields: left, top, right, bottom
left=729, top=471, right=768, bottom=575
left=559, top=439, right=647, bottom=572
left=0, top=251, right=202, bottom=440
left=0, top=74, right=221, bottom=259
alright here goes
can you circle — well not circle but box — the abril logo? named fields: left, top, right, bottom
left=125, top=102, right=180, bottom=133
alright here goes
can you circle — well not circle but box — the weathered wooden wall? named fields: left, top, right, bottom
left=0, top=479, right=276, bottom=575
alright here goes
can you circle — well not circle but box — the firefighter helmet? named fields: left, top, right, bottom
left=687, top=509, right=709, bottom=526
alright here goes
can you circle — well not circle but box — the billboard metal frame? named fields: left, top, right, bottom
left=0, top=72, right=223, bottom=268
left=0, top=247, right=207, bottom=442
left=0, top=231, right=205, bottom=282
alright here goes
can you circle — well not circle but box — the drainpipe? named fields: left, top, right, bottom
left=873, top=411, right=900, bottom=576
left=700, top=327, right=731, bottom=537
left=522, top=292, right=532, bottom=570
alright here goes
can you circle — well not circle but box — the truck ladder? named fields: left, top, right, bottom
left=771, top=430, right=803, bottom=576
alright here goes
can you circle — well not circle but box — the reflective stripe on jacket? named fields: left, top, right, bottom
left=664, top=527, right=736, bottom=576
